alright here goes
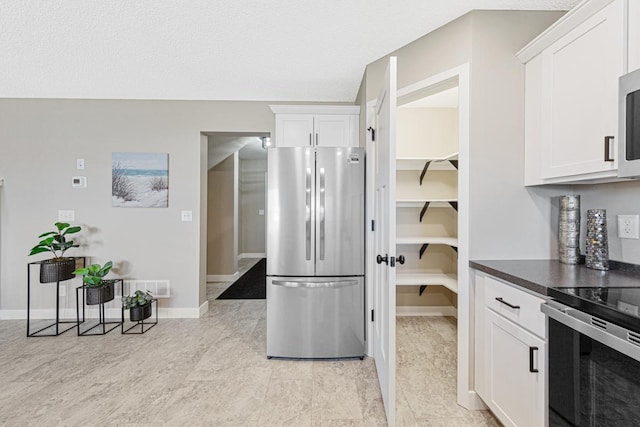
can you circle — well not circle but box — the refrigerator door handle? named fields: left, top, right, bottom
left=320, top=167, right=325, bottom=260
left=305, top=167, right=312, bottom=261
left=272, top=280, right=358, bottom=289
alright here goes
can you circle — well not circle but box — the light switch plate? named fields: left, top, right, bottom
left=259, top=209, right=265, bottom=216
left=76, top=159, right=85, bottom=170
left=58, top=210, right=75, bottom=222
left=181, top=210, right=193, bottom=222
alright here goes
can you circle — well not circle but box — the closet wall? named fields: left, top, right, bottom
left=395, top=104, right=459, bottom=310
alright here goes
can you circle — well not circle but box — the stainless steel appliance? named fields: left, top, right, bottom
left=543, top=287, right=640, bottom=426
left=618, top=67, right=640, bottom=178
left=266, top=147, right=365, bottom=359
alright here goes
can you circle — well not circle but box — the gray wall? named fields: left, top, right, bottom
left=578, top=181, right=640, bottom=264
left=207, top=155, right=236, bottom=275
left=0, top=99, right=274, bottom=313
left=467, top=10, right=570, bottom=260
left=365, top=10, right=568, bottom=261
left=239, top=159, right=266, bottom=256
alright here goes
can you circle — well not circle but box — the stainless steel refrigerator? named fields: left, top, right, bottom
left=266, top=146, right=365, bottom=359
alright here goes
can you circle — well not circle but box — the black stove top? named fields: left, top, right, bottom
left=549, top=286, right=640, bottom=334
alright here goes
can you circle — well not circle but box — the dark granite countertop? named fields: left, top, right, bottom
left=470, top=259, right=640, bottom=297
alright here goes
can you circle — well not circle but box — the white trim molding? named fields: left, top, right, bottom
left=238, top=252, right=266, bottom=260
left=269, top=105, right=360, bottom=115
left=199, top=300, right=209, bottom=317
left=206, top=272, right=239, bottom=282
left=1, top=304, right=207, bottom=320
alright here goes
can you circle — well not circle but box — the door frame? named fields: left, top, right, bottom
left=365, top=62, right=483, bottom=410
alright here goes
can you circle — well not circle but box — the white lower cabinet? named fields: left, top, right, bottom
left=475, top=272, right=547, bottom=427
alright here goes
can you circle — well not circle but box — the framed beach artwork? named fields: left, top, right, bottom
left=112, top=152, right=169, bottom=208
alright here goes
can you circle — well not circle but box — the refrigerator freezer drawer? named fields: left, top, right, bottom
left=266, top=276, right=365, bottom=359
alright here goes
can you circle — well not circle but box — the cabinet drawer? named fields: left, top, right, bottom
left=484, top=276, right=546, bottom=338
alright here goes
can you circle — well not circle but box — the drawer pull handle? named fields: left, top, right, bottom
left=529, top=346, right=539, bottom=373
left=604, top=136, right=614, bottom=162
left=495, top=297, right=520, bottom=310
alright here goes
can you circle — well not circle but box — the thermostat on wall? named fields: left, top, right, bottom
left=71, top=176, right=87, bottom=188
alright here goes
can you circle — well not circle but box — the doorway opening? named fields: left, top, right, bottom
left=393, top=83, right=463, bottom=419
left=204, top=132, right=268, bottom=300
left=366, top=62, right=476, bottom=425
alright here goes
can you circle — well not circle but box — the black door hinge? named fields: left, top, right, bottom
left=371, top=309, right=375, bottom=322
left=390, top=256, right=396, bottom=267
left=371, top=220, right=375, bottom=231
left=367, top=127, right=376, bottom=141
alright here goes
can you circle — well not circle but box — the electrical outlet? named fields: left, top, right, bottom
left=618, top=215, right=640, bottom=239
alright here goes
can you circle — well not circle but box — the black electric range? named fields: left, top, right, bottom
left=548, top=286, right=640, bottom=334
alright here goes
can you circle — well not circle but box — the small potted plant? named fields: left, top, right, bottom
left=29, top=222, right=82, bottom=283
left=73, top=261, right=115, bottom=305
left=122, top=290, right=154, bottom=321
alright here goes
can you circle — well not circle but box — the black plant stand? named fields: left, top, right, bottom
left=75, top=279, right=123, bottom=336
left=27, top=257, right=86, bottom=337
left=122, top=299, right=158, bottom=334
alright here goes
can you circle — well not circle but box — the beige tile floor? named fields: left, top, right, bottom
left=0, top=259, right=499, bottom=426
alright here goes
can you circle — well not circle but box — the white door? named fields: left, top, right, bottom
left=486, top=309, right=546, bottom=427
left=373, top=56, right=397, bottom=426
left=540, top=0, right=624, bottom=178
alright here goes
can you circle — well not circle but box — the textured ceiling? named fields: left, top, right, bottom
left=1, top=0, right=578, bottom=102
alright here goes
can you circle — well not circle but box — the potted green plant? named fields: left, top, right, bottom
left=122, top=290, right=154, bottom=321
left=29, top=222, right=82, bottom=283
left=73, top=261, right=115, bottom=305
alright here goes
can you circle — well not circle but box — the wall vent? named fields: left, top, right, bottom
left=591, top=317, right=607, bottom=330
left=628, top=331, right=640, bottom=347
left=124, top=280, right=170, bottom=298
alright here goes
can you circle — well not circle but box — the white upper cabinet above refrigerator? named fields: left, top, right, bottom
left=518, top=0, right=630, bottom=185
left=270, top=105, right=360, bottom=148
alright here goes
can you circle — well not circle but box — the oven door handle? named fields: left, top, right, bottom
left=542, top=301, right=640, bottom=362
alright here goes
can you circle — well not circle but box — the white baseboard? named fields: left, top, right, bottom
left=396, top=305, right=458, bottom=318
left=207, top=272, right=239, bottom=282
left=199, top=300, right=209, bottom=317
left=458, top=390, right=488, bottom=410
left=238, top=253, right=266, bottom=260
left=1, top=305, right=206, bottom=320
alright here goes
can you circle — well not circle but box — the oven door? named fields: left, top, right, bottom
left=542, top=300, right=640, bottom=426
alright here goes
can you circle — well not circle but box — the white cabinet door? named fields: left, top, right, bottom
left=314, top=115, right=352, bottom=147
left=486, top=308, right=546, bottom=427
left=275, top=114, right=314, bottom=147
left=540, top=0, right=624, bottom=179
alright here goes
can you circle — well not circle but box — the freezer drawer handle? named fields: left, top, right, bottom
left=272, top=280, right=358, bottom=289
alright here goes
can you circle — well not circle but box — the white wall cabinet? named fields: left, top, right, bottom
left=270, top=106, right=359, bottom=148
left=518, top=0, right=629, bottom=185
left=474, top=272, right=547, bottom=427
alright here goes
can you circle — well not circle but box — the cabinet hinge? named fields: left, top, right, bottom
left=371, top=219, right=375, bottom=231
left=371, top=309, right=375, bottom=322
left=367, top=127, right=375, bottom=141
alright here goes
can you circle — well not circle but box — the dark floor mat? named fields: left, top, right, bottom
left=216, top=259, right=266, bottom=300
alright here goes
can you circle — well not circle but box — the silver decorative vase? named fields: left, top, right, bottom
left=558, top=195, right=580, bottom=264
left=585, top=209, right=609, bottom=271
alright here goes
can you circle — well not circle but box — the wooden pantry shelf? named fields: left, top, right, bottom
left=396, top=152, right=459, bottom=171
left=396, top=199, right=457, bottom=208
left=396, top=272, right=458, bottom=294
left=396, top=236, right=458, bottom=247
